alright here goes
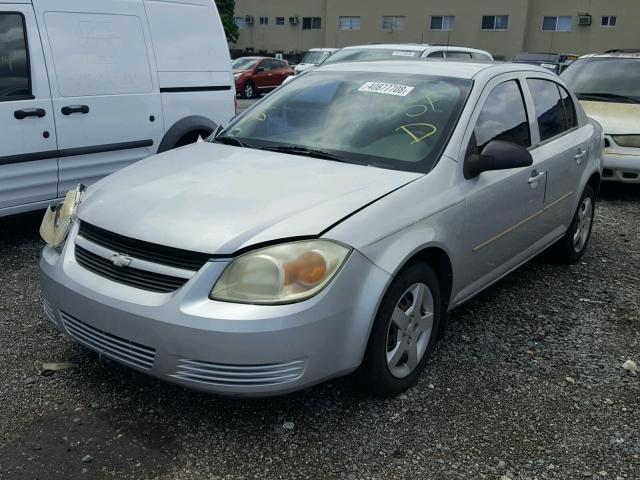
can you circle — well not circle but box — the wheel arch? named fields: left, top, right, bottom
left=157, top=116, right=218, bottom=153
left=587, top=171, right=601, bottom=198
left=400, top=246, right=454, bottom=312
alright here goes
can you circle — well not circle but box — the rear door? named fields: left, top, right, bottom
left=252, top=59, right=271, bottom=91
left=523, top=77, right=592, bottom=234
left=31, top=0, right=163, bottom=194
left=0, top=6, right=57, bottom=214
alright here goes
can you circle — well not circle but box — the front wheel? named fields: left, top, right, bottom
left=356, top=262, right=441, bottom=397
left=549, top=185, right=596, bottom=264
left=243, top=81, right=255, bottom=99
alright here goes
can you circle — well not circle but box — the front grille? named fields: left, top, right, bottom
left=78, top=222, right=211, bottom=271
left=75, top=245, right=188, bottom=293
left=61, top=311, right=156, bottom=369
left=171, top=358, right=307, bottom=387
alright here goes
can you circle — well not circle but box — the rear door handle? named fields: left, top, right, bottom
left=575, top=148, right=588, bottom=164
left=528, top=170, right=546, bottom=187
left=14, top=108, right=46, bottom=119
left=61, top=105, right=90, bottom=116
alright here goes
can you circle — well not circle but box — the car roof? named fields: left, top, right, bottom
left=315, top=59, right=556, bottom=80
left=338, top=43, right=492, bottom=55
left=308, top=48, right=339, bottom=52
left=580, top=50, right=640, bottom=59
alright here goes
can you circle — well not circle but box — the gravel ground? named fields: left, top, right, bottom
left=0, top=178, right=638, bottom=480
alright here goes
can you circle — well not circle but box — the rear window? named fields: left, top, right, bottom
left=0, top=13, right=31, bottom=101
left=323, top=48, right=420, bottom=65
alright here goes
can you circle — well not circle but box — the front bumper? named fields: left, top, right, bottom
left=39, top=225, right=390, bottom=396
left=602, top=141, right=640, bottom=183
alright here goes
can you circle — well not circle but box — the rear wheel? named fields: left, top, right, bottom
left=243, top=81, right=256, bottom=99
left=549, top=185, right=596, bottom=264
left=357, top=262, right=441, bottom=397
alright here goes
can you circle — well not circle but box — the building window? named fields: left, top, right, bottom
left=430, top=16, right=455, bottom=31
left=275, top=16, right=285, bottom=25
left=601, top=15, right=617, bottom=26
left=482, top=15, right=508, bottom=30
left=233, top=17, right=245, bottom=29
left=339, top=16, right=361, bottom=30
left=259, top=16, right=268, bottom=25
left=382, top=16, right=405, bottom=31
left=542, top=16, right=572, bottom=32
left=302, top=17, right=321, bottom=30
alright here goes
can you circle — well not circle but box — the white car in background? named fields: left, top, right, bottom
left=294, top=48, right=339, bottom=75
left=0, top=0, right=234, bottom=218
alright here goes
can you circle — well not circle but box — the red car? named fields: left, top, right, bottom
left=233, top=56, right=294, bottom=98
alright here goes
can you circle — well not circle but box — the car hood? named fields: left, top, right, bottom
left=580, top=101, right=640, bottom=135
left=78, top=143, right=421, bottom=255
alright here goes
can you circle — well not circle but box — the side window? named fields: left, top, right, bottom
left=427, top=51, right=444, bottom=58
left=474, top=80, right=531, bottom=152
left=0, top=13, right=31, bottom=101
left=257, top=60, right=270, bottom=71
left=447, top=51, right=472, bottom=59
left=559, top=85, right=577, bottom=130
left=526, top=79, right=568, bottom=142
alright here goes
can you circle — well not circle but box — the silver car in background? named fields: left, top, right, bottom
left=40, top=61, right=603, bottom=397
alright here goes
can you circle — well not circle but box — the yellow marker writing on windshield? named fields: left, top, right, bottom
left=396, top=123, right=438, bottom=144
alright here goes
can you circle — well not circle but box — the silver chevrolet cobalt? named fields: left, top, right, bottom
left=40, top=60, right=603, bottom=397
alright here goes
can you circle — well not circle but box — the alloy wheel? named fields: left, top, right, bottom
left=385, top=282, right=434, bottom=379
left=573, top=196, right=593, bottom=253
left=244, top=83, right=254, bottom=98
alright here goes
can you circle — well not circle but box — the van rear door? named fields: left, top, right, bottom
left=31, top=0, right=164, bottom=194
left=0, top=5, right=57, bottom=215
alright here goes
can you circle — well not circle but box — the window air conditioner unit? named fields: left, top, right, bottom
left=244, top=15, right=254, bottom=25
left=577, top=15, right=592, bottom=26
left=289, top=16, right=299, bottom=25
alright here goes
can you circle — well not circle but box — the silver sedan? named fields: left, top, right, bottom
left=39, top=60, right=603, bottom=397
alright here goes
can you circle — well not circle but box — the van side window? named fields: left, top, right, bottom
left=474, top=80, right=531, bottom=152
left=0, top=13, right=31, bottom=101
left=527, top=79, right=569, bottom=141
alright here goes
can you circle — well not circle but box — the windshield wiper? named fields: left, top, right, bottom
left=213, top=136, right=257, bottom=149
left=261, top=145, right=355, bottom=163
left=577, top=92, right=640, bottom=104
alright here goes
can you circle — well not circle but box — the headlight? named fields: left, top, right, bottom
left=210, top=240, right=351, bottom=304
left=39, top=184, right=85, bottom=248
left=233, top=73, right=242, bottom=80
left=612, top=135, right=640, bottom=148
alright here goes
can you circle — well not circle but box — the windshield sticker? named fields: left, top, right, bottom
left=358, top=82, right=414, bottom=97
left=392, top=51, right=417, bottom=57
left=396, top=123, right=438, bottom=144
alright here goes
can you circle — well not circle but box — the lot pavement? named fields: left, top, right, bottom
left=0, top=177, right=639, bottom=480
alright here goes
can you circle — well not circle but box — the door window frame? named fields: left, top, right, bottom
left=0, top=11, right=34, bottom=102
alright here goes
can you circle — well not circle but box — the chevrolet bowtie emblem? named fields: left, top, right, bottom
left=110, top=253, right=133, bottom=268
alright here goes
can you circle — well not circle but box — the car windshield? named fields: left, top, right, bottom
left=216, top=71, right=472, bottom=173
left=562, top=58, right=640, bottom=102
left=323, top=48, right=422, bottom=65
left=302, top=51, right=332, bottom=65
left=232, top=58, right=259, bottom=70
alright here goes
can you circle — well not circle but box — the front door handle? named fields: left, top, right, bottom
left=61, top=105, right=90, bottom=116
left=528, top=170, right=546, bottom=187
left=575, top=148, right=588, bottom=164
left=14, top=108, right=46, bottom=119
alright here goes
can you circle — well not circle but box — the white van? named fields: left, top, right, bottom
left=0, top=0, right=234, bottom=217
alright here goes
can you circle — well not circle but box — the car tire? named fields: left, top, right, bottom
left=356, top=262, right=442, bottom=397
left=243, top=81, right=256, bottom=99
left=549, top=185, right=596, bottom=264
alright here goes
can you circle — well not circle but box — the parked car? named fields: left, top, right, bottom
left=281, top=43, right=493, bottom=86
left=294, top=48, right=339, bottom=75
left=233, top=57, right=294, bottom=98
left=511, top=52, right=578, bottom=75
left=562, top=50, right=640, bottom=183
left=0, top=0, right=235, bottom=218
left=40, top=60, right=602, bottom=398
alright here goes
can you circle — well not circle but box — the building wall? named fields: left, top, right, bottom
left=232, top=0, right=639, bottom=59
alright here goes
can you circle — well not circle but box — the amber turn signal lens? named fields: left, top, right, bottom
left=284, top=251, right=327, bottom=287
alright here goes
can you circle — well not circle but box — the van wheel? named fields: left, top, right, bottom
left=174, top=130, right=211, bottom=149
left=243, top=81, right=256, bottom=99
left=356, top=262, right=441, bottom=397
left=549, top=185, right=596, bottom=264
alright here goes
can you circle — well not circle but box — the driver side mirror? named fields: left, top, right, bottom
left=464, top=140, right=533, bottom=179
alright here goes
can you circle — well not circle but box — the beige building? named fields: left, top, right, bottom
left=231, top=0, right=640, bottom=59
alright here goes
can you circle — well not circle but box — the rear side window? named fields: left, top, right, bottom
left=427, top=51, right=444, bottom=58
left=474, top=80, right=531, bottom=151
left=527, top=79, right=571, bottom=141
left=447, top=51, right=472, bottom=59
left=559, top=85, right=577, bottom=130
left=0, top=13, right=31, bottom=101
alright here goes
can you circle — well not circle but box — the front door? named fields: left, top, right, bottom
left=31, top=0, right=163, bottom=195
left=458, top=77, right=547, bottom=300
left=0, top=6, right=58, bottom=214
